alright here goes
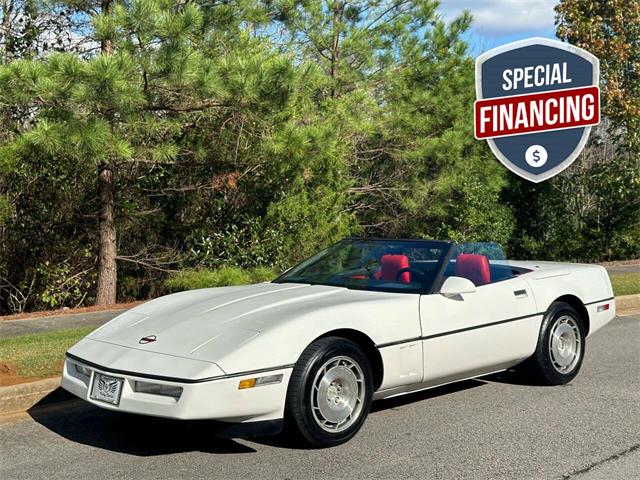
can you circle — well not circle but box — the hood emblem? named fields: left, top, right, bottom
left=139, top=335, right=157, bottom=344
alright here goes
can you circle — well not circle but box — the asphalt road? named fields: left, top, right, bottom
left=602, top=264, right=640, bottom=275
left=0, top=309, right=128, bottom=338
left=1, top=315, right=639, bottom=480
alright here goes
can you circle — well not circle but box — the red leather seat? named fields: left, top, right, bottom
left=455, top=254, right=491, bottom=286
left=374, top=254, right=410, bottom=283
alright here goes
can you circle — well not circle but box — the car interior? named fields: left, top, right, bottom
left=284, top=240, right=533, bottom=292
left=361, top=252, right=532, bottom=289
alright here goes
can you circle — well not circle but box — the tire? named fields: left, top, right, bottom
left=284, top=336, right=373, bottom=448
left=524, top=301, right=586, bottom=385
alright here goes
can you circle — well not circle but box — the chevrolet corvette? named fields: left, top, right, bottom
left=62, top=238, right=615, bottom=447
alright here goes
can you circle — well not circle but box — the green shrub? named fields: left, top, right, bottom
left=250, top=266, right=281, bottom=283
left=36, top=259, right=95, bottom=309
left=165, top=266, right=279, bottom=292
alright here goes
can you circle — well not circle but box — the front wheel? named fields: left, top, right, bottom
left=284, top=337, right=373, bottom=448
left=524, top=301, right=586, bottom=385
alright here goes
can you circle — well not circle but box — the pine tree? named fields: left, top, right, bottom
left=0, top=0, right=352, bottom=308
left=271, top=0, right=439, bottom=98
left=1, top=1, right=257, bottom=304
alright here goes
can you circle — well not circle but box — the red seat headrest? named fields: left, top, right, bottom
left=455, top=253, right=491, bottom=286
left=375, top=254, right=410, bottom=283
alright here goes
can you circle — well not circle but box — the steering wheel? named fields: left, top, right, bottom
left=367, top=269, right=379, bottom=279
left=395, top=267, right=425, bottom=282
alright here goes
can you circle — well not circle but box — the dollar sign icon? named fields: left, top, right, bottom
left=525, top=145, right=548, bottom=168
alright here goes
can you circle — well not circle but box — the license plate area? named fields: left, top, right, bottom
left=90, top=373, right=124, bottom=406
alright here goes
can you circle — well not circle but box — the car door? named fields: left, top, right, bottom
left=419, top=252, right=541, bottom=387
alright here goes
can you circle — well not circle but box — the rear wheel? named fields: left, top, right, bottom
left=525, top=301, right=586, bottom=385
left=284, top=337, right=373, bottom=448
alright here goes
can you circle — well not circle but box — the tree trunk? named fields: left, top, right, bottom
left=1, top=1, right=14, bottom=64
left=95, top=165, right=117, bottom=305
left=330, top=1, right=342, bottom=98
left=100, top=0, right=114, bottom=53
left=95, top=0, right=116, bottom=305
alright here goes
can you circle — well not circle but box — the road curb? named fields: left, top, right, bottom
left=0, top=295, right=639, bottom=417
left=0, top=377, right=64, bottom=416
left=616, top=294, right=640, bottom=315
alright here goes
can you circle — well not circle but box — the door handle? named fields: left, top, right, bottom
left=513, top=289, right=528, bottom=298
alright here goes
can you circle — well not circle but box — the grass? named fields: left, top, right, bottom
left=610, top=272, right=640, bottom=296
left=0, top=326, right=95, bottom=380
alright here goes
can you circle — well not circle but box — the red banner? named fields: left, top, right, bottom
left=474, top=86, right=600, bottom=140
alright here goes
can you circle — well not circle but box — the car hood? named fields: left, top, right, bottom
left=88, top=282, right=344, bottom=364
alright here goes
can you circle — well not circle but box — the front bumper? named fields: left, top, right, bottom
left=61, top=355, right=292, bottom=426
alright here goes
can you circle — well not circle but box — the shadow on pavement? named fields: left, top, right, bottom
left=253, top=378, right=488, bottom=450
left=28, top=378, right=492, bottom=454
left=371, top=378, right=487, bottom=413
left=482, top=369, right=558, bottom=387
left=28, top=389, right=257, bottom=456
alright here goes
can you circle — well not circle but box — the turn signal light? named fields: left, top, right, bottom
left=597, top=303, right=610, bottom=312
left=238, top=378, right=256, bottom=389
left=238, top=374, right=284, bottom=390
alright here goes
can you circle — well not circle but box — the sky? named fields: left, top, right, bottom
left=439, top=0, right=560, bottom=56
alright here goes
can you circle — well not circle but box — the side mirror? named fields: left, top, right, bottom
left=440, top=276, right=477, bottom=297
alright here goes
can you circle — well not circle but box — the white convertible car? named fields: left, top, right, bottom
left=62, top=238, right=615, bottom=447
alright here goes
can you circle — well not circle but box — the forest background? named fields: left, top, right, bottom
left=0, top=0, right=637, bottom=314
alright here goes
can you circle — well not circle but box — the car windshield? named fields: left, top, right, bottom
left=274, top=239, right=451, bottom=293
